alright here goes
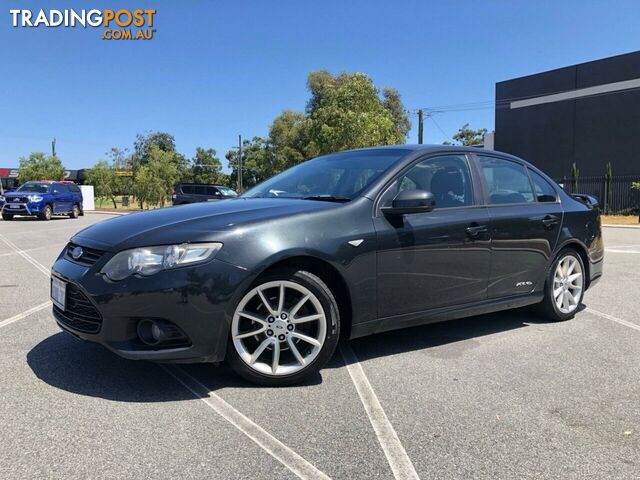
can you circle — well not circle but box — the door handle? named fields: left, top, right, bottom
left=466, top=224, right=488, bottom=239
left=541, top=215, right=559, bottom=229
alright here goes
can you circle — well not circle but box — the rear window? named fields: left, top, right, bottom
left=528, top=169, right=557, bottom=202
left=478, top=156, right=535, bottom=205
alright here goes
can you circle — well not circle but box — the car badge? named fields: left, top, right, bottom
left=71, top=246, right=84, bottom=260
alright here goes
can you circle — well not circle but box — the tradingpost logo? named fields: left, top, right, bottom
left=9, top=9, right=157, bottom=40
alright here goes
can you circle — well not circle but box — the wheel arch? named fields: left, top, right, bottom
left=238, top=254, right=354, bottom=340
left=554, top=239, right=591, bottom=289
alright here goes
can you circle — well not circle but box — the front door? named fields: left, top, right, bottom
left=475, top=155, right=563, bottom=298
left=374, top=154, right=491, bottom=319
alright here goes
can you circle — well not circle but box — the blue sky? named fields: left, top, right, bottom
left=1, top=0, right=639, bottom=170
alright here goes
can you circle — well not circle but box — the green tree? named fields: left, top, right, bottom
left=226, top=137, right=277, bottom=190
left=381, top=87, right=411, bottom=138
left=84, top=160, right=118, bottom=208
left=106, top=147, right=134, bottom=198
left=134, top=146, right=179, bottom=208
left=449, top=124, right=488, bottom=146
left=191, top=147, right=223, bottom=184
left=269, top=111, right=311, bottom=168
left=306, top=70, right=406, bottom=154
left=18, top=152, right=65, bottom=182
left=132, top=132, right=176, bottom=168
left=571, top=162, right=579, bottom=192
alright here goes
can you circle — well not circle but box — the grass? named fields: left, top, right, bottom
left=601, top=215, right=639, bottom=225
left=94, top=196, right=165, bottom=211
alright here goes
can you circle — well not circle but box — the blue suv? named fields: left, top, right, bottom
left=0, top=181, right=83, bottom=221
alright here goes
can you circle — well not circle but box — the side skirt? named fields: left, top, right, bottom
left=350, top=293, right=544, bottom=339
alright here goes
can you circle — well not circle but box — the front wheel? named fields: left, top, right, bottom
left=539, top=249, right=585, bottom=321
left=38, top=205, right=53, bottom=221
left=226, top=269, right=340, bottom=386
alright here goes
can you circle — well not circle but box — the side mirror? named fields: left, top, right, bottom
left=382, top=189, right=436, bottom=215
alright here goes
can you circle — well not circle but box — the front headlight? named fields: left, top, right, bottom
left=28, top=195, right=43, bottom=202
left=101, top=242, right=222, bottom=281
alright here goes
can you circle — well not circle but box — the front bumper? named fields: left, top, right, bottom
left=51, top=252, right=251, bottom=363
left=1, top=201, right=42, bottom=215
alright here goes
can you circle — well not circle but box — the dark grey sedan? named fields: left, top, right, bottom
left=51, top=146, right=603, bottom=386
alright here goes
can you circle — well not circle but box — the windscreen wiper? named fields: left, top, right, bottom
left=302, top=195, right=351, bottom=203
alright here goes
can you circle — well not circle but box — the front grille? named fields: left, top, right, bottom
left=9, top=197, right=29, bottom=203
left=54, top=283, right=102, bottom=334
left=65, top=243, right=105, bottom=266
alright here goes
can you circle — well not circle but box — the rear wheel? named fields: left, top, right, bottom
left=1, top=213, right=13, bottom=221
left=227, top=269, right=340, bottom=386
left=539, top=249, right=585, bottom=321
left=69, top=204, right=80, bottom=219
left=39, top=205, right=53, bottom=221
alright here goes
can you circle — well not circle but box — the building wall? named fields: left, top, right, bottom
left=495, top=51, right=640, bottom=178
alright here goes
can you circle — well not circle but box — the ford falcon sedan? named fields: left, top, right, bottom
left=50, top=145, right=603, bottom=386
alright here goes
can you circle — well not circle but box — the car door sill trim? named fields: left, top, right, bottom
left=350, top=293, right=543, bottom=338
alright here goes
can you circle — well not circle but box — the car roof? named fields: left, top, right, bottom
left=348, top=144, right=505, bottom=155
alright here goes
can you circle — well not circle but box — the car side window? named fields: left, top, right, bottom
left=206, top=187, right=218, bottom=196
left=528, top=169, right=557, bottom=202
left=181, top=186, right=193, bottom=194
left=478, top=156, right=535, bottom=205
left=69, top=184, right=80, bottom=193
left=380, top=155, right=473, bottom=210
left=52, top=185, right=62, bottom=194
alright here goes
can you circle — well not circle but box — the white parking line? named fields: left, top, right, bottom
left=340, top=343, right=420, bottom=480
left=0, top=242, right=66, bottom=259
left=586, top=308, right=640, bottom=332
left=0, top=234, right=51, bottom=277
left=162, top=365, right=331, bottom=480
left=605, top=248, right=640, bottom=254
left=0, top=301, right=51, bottom=329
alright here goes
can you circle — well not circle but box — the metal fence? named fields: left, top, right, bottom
left=555, top=175, right=640, bottom=214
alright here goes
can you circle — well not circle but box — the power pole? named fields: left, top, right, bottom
left=417, top=110, right=424, bottom=144
left=237, top=134, right=243, bottom=192
left=51, top=138, right=57, bottom=157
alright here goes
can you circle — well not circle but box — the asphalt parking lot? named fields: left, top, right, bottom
left=0, top=213, right=638, bottom=479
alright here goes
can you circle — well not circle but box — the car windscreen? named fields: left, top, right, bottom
left=16, top=182, right=50, bottom=193
left=242, top=149, right=410, bottom=200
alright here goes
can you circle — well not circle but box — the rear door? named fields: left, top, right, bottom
left=475, top=154, right=563, bottom=299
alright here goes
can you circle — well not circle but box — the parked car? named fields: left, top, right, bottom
left=172, top=183, right=237, bottom=205
left=51, top=146, right=603, bottom=386
left=1, top=180, right=83, bottom=221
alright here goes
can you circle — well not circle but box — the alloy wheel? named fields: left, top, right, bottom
left=231, top=280, right=327, bottom=376
left=553, top=255, right=583, bottom=314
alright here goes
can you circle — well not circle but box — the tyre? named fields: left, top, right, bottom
left=39, top=205, right=53, bottom=221
left=227, top=269, right=340, bottom=386
left=69, top=204, right=80, bottom=219
left=539, top=249, right=585, bottom=321
left=1, top=213, right=13, bottom=221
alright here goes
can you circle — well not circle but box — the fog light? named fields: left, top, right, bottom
left=136, top=319, right=188, bottom=347
left=137, top=319, right=164, bottom=346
